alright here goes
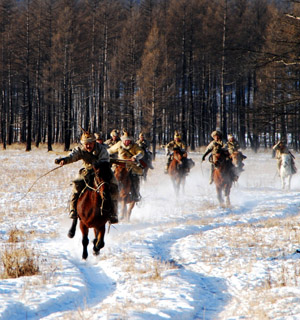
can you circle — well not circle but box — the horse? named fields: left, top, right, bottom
left=168, top=147, right=187, bottom=195
left=212, top=150, right=235, bottom=207
left=279, top=153, right=293, bottom=190
left=68, top=162, right=112, bottom=260
left=114, top=163, right=136, bottom=222
left=230, top=151, right=245, bottom=179
left=140, top=150, right=153, bottom=182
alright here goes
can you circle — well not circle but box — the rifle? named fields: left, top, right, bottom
left=110, top=158, right=147, bottom=169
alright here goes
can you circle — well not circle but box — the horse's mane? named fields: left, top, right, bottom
left=173, top=147, right=184, bottom=155
left=93, top=161, right=113, bottom=181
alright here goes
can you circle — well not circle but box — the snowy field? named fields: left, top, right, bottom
left=1, top=145, right=300, bottom=320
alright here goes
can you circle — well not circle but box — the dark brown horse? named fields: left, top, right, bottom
left=168, top=147, right=187, bottom=195
left=68, top=162, right=112, bottom=260
left=212, top=150, right=235, bottom=207
left=114, top=163, right=136, bottom=222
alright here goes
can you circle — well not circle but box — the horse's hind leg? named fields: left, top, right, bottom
left=80, top=223, right=89, bottom=260
left=93, top=226, right=106, bottom=255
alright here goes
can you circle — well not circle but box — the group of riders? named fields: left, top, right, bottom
left=55, top=128, right=154, bottom=227
left=54, top=127, right=297, bottom=230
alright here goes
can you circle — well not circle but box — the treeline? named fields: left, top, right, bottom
left=0, top=0, right=300, bottom=154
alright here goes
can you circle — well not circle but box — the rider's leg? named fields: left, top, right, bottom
left=292, top=158, right=297, bottom=174
left=209, top=164, right=214, bottom=184
left=69, top=180, right=85, bottom=219
left=164, top=155, right=171, bottom=174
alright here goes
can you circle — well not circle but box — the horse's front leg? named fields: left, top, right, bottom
left=126, top=201, right=136, bottom=222
left=281, top=175, right=285, bottom=190
left=224, top=184, right=231, bottom=208
left=93, top=225, right=105, bottom=255
left=287, top=175, right=291, bottom=190
left=216, top=186, right=224, bottom=206
left=119, top=200, right=126, bottom=220
left=80, top=222, right=89, bottom=260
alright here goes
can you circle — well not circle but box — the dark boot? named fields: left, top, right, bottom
left=109, top=200, right=119, bottom=224
left=69, top=192, right=79, bottom=219
left=69, top=210, right=77, bottom=219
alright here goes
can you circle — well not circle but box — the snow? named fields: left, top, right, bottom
left=1, top=146, right=300, bottom=319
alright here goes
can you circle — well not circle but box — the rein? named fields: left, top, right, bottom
left=83, top=175, right=106, bottom=193
left=16, top=166, right=62, bottom=202
left=83, top=172, right=108, bottom=217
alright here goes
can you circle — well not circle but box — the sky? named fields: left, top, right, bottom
left=1, top=147, right=300, bottom=319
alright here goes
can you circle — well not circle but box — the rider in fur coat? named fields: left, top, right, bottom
left=108, top=130, right=144, bottom=202
left=55, top=130, right=119, bottom=227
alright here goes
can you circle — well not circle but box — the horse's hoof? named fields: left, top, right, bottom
left=93, top=239, right=105, bottom=251
left=93, top=250, right=100, bottom=256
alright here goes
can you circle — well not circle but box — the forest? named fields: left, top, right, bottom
left=0, top=0, right=300, bottom=154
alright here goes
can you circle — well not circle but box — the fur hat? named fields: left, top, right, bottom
left=110, top=129, right=120, bottom=137
left=80, top=127, right=96, bottom=144
left=139, top=132, right=144, bottom=138
left=121, top=129, right=133, bottom=142
left=211, top=130, right=222, bottom=138
left=227, top=134, right=234, bottom=139
left=94, top=133, right=103, bottom=140
left=174, top=131, right=181, bottom=139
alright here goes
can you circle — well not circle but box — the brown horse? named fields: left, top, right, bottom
left=114, top=164, right=136, bottom=222
left=168, top=147, right=187, bottom=195
left=68, top=162, right=112, bottom=260
left=212, top=150, right=235, bottom=207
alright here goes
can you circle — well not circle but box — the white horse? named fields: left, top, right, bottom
left=279, top=153, right=293, bottom=190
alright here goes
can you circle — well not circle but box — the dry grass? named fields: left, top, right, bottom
left=7, top=227, right=27, bottom=243
left=120, top=252, right=177, bottom=281
left=0, top=244, right=40, bottom=279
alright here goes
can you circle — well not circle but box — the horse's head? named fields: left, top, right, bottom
left=212, top=149, right=228, bottom=167
left=173, top=147, right=185, bottom=163
left=230, top=151, right=242, bottom=167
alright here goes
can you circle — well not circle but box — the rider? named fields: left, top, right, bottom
left=54, top=129, right=119, bottom=227
left=95, top=132, right=106, bottom=146
left=202, top=130, right=226, bottom=184
left=104, top=129, right=120, bottom=155
left=108, top=130, right=145, bottom=202
left=273, top=140, right=297, bottom=174
left=136, top=132, right=154, bottom=169
left=225, top=134, right=247, bottom=170
left=164, top=131, right=188, bottom=174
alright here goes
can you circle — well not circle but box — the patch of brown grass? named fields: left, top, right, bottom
left=0, top=244, right=40, bottom=278
left=7, top=227, right=27, bottom=243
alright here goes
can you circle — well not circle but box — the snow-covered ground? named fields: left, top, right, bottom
left=1, top=145, right=300, bottom=320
